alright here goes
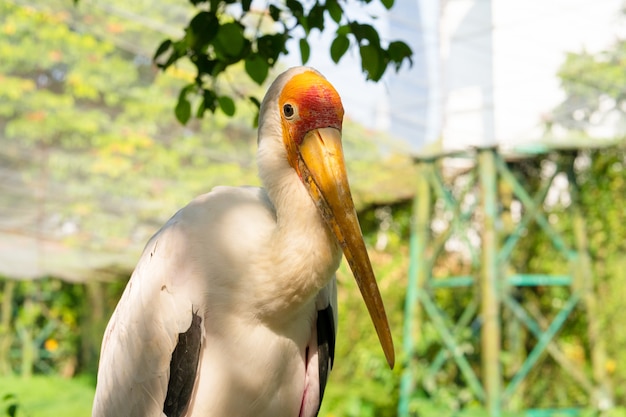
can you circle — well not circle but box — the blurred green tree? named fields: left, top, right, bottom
left=551, top=39, right=626, bottom=134
left=0, top=0, right=263, bottom=263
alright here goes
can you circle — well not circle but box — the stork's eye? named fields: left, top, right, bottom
left=283, top=103, right=295, bottom=119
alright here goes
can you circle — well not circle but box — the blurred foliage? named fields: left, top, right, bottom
left=0, top=375, right=94, bottom=417
left=552, top=38, right=626, bottom=134
left=1, top=393, right=19, bottom=417
left=0, top=0, right=258, bottom=261
left=0, top=278, right=125, bottom=378
left=578, top=147, right=626, bottom=401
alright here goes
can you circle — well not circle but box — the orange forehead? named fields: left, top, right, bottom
left=278, top=71, right=344, bottom=123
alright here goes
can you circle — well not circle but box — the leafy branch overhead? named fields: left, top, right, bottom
left=153, top=0, right=413, bottom=124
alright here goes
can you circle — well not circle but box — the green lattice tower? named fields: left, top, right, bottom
left=398, top=147, right=611, bottom=417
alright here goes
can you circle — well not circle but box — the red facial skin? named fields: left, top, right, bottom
left=279, top=71, right=344, bottom=172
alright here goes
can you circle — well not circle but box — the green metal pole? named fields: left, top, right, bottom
left=419, top=291, right=486, bottom=401
left=479, top=148, right=501, bottom=417
left=399, top=161, right=431, bottom=417
left=566, top=154, right=613, bottom=409
left=495, top=156, right=575, bottom=261
left=426, top=298, right=479, bottom=379
left=502, top=293, right=581, bottom=402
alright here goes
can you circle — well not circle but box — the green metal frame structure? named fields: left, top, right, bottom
left=398, top=147, right=611, bottom=417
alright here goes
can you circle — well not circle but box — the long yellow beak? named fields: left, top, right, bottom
left=296, top=127, right=395, bottom=369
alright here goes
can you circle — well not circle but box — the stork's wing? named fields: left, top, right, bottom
left=317, top=301, right=335, bottom=401
left=92, top=215, right=204, bottom=417
left=300, top=278, right=338, bottom=417
left=92, top=187, right=277, bottom=417
left=163, top=310, right=203, bottom=417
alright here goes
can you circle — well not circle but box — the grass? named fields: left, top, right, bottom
left=0, top=375, right=94, bottom=417
left=1, top=374, right=621, bottom=417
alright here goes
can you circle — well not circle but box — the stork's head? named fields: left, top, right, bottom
left=258, top=67, right=395, bottom=368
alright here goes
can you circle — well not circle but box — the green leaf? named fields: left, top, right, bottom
left=388, top=40, right=413, bottom=69
left=381, top=0, right=394, bottom=9
left=201, top=88, right=218, bottom=114
left=241, top=0, right=252, bottom=12
left=192, top=54, right=218, bottom=77
left=196, top=102, right=206, bottom=118
left=156, top=40, right=187, bottom=69
left=153, top=39, right=172, bottom=61
left=336, top=24, right=351, bottom=36
left=153, top=39, right=183, bottom=69
left=307, top=3, right=325, bottom=32
left=187, top=11, right=219, bottom=50
left=326, top=0, right=343, bottom=23
left=218, top=95, right=236, bottom=116
left=249, top=96, right=261, bottom=109
left=350, top=22, right=380, bottom=46
left=269, top=5, right=281, bottom=21
left=257, top=34, right=286, bottom=63
left=286, top=0, right=304, bottom=18
left=214, top=22, right=246, bottom=59
left=330, top=35, right=350, bottom=63
left=300, top=38, right=310, bottom=65
left=175, top=87, right=193, bottom=124
left=245, top=54, right=269, bottom=85
left=360, top=44, right=384, bottom=81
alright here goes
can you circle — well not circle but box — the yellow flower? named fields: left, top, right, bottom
left=44, top=338, right=59, bottom=352
left=605, top=359, right=617, bottom=374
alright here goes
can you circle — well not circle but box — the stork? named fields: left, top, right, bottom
left=92, top=66, right=394, bottom=417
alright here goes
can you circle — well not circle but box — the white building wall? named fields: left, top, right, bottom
left=439, top=0, right=625, bottom=150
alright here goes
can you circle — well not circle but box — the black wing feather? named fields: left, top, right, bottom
left=316, top=304, right=336, bottom=405
left=163, top=311, right=203, bottom=417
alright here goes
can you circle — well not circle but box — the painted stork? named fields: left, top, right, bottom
left=92, top=66, right=394, bottom=417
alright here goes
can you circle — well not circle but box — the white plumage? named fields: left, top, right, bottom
left=92, top=67, right=393, bottom=417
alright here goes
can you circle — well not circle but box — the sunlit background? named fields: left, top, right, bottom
left=1, top=0, right=625, bottom=415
